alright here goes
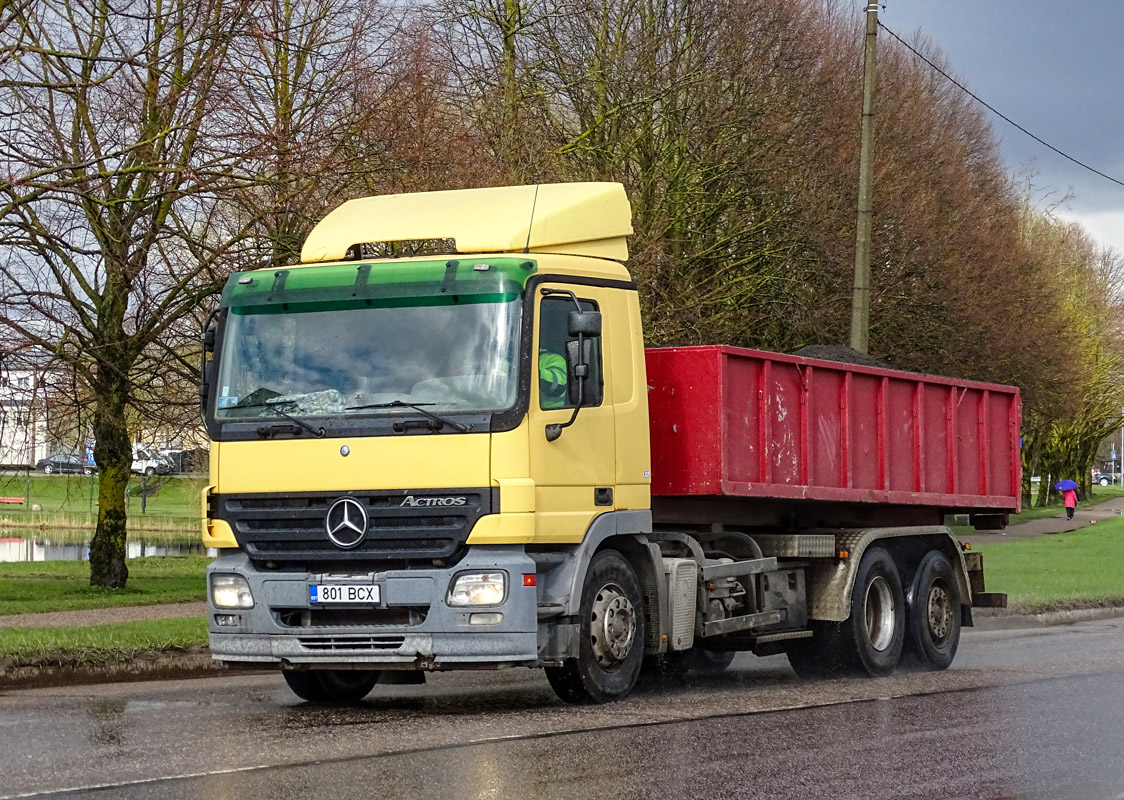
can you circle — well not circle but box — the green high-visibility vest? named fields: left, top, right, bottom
left=539, top=352, right=567, bottom=408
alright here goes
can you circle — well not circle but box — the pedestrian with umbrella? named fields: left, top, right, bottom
left=1055, top=479, right=1079, bottom=521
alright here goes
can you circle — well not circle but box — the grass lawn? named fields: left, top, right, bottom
left=0, top=618, right=207, bottom=662
left=975, top=514, right=1124, bottom=613
left=0, top=556, right=207, bottom=616
left=0, top=474, right=207, bottom=531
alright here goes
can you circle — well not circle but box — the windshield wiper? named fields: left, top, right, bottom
left=345, top=400, right=473, bottom=432
left=227, top=400, right=326, bottom=438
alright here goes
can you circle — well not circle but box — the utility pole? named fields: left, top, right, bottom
left=850, top=1, right=880, bottom=354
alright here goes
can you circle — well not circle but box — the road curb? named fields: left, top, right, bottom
left=0, top=648, right=242, bottom=692
left=972, top=605, right=1124, bottom=631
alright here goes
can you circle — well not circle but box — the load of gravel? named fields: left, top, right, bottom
left=790, top=344, right=889, bottom=369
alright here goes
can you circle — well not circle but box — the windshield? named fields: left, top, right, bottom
left=212, top=259, right=530, bottom=421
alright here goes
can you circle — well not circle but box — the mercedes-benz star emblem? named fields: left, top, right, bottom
left=325, top=497, right=368, bottom=549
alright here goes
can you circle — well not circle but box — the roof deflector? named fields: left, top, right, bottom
left=300, top=183, right=633, bottom=264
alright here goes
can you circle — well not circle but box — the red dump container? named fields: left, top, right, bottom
left=646, top=346, right=1021, bottom=519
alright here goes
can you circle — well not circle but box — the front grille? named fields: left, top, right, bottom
left=212, top=488, right=495, bottom=563
left=243, top=514, right=458, bottom=534
left=298, top=635, right=406, bottom=651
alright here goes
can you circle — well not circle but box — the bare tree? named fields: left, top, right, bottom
left=432, top=0, right=564, bottom=183
left=439, top=0, right=816, bottom=346
left=226, top=0, right=402, bottom=270
left=0, top=0, right=253, bottom=587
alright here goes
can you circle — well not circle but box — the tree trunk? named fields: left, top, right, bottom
left=88, top=386, right=132, bottom=589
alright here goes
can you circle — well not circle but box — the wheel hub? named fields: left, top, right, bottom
left=927, top=584, right=952, bottom=643
left=864, top=575, right=895, bottom=652
left=590, top=583, right=636, bottom=667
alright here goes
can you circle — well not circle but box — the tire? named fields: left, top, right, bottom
left=83, top=467, right=93, bottom=476
left=545, top=549, right=645, bottom=704
left=1100, top=477, right=1109, bottom=486
left=282, top=669, right=380, bottom=703
left=144, top=466, right=156, bottom=477
left=905, top=551, right=961, bottom=670
left=43, top=465, right=53, bottom=475
left=837, top=546, right=906, bottom=677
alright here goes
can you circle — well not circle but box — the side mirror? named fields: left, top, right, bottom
left=568, top=310, right=601, bottom=338
left=542, top=289, right=601, bottom=443
left=565, top=339, right=602, bottom=407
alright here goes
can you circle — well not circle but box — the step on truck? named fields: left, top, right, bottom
left=200, top=183, right=1014, bottom=704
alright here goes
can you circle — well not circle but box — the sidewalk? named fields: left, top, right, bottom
left=0, top=601, right=205, bottom=629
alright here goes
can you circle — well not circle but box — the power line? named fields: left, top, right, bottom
left=879, top=21, right=1124, bottom=189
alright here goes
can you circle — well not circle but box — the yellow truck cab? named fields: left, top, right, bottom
left=202, top=184, right=656, bottom=703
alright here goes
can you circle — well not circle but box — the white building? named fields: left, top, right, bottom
left=0, top=364, right=50, bottom=467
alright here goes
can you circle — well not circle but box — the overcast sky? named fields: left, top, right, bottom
left=881, top=1, right=1124, bottom=255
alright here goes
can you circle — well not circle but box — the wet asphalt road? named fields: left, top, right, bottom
left=2, top=618, right=1124, bottom=800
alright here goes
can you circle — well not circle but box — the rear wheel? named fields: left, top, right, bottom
left=282, top=669, right=380, bottom=703
left=545, top=549, right=645, bottom=704
left=839, top=546, right=906, bottom=676
left=905, top=551, right=961, bottom=670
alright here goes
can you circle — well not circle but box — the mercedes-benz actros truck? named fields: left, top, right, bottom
left=200, top=183, right=1013, bottom=704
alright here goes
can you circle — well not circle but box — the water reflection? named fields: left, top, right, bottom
left=0, top=530, right=213, bottom=562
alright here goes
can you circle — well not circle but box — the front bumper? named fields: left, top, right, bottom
left=206, top=547, right=539, bottom=669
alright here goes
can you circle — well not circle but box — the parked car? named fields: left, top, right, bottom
left=36, top=453, right=95, bottom=475
left=1092, top=469, right=1116, bottom=486
left=132, top=443, right=172, bottom=476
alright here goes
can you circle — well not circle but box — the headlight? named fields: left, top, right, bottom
left=447, top=572, right=506, bottom=607
left=211, top=574, right=254, bottom=609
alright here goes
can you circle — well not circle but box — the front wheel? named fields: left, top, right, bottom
left=905, top=551, right=961, bottom=670
left=144, top=466, right=156, bottom=477
left=42, top=465, right=53, bottom=475
left=545, top=549, right=645, bottom=704
left=282, top=669, right=380, bottom=703
left=1100, top=477, right=1110, bottom=486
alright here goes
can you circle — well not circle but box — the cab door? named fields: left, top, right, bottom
left=528, top=284, right=616, bottom=543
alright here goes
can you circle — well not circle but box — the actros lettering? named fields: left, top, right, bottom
left=400, top=495, right=467, bottom=508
